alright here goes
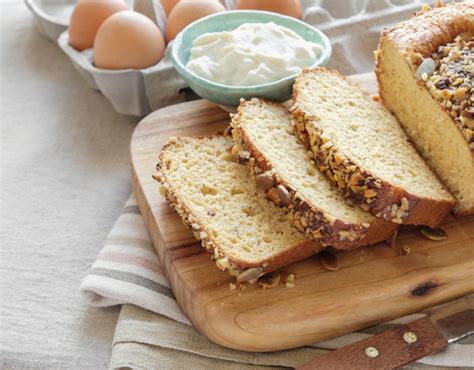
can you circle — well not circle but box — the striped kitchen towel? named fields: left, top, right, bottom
left=80, top=195, right=474, bottom=368
left=80, top=195, right=190, bottom=325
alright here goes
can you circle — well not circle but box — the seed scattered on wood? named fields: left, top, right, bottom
left=237, top=267, right=264, bottom=282
left=319, top=250, right=339, bottom=271
left=258, top=272, right=281, bottom=289
left=420, top=227, right=447, bottom=241
left=284, top=273, right=295, bottom=284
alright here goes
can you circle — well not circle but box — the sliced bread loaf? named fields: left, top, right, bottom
left=230, top=98, right=397, bottom=249
left=154, top=136, right=322, bottom=281
left=291, top=68, right=455, bottom=226
left=376, top=2, right=474, bottom=215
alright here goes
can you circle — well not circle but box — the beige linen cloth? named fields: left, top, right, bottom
left=80, top=1, right=474, bottom=368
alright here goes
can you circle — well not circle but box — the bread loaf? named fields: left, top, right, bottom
left=376, top=2, right=474, bottom=215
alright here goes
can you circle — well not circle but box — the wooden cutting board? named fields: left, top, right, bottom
left=131, top=73, right=474, bottom=352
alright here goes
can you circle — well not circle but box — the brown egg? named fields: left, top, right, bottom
left=69, top=0, right=128, bottom=51
left=237, top=0, right=302, bottom=19
left=166, top=0, right=226, bottom=43
left=94, top=11, right=166, bottom=70
left=160, top=0, right=179, bottom=16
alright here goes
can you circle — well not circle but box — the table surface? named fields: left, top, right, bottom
left=1, top=3, right=139, bottom=368
left=0, top=2, right=458, bottom=368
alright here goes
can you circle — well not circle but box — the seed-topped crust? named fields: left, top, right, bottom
left=155, top=136, right=323, bottom=280
left=375, top=1, right=474, bottom=216
left=292, top=67, right=455, bottom=227
left=231, top=98, right=398, bottom=249
left=418, top=36, right=473, bottom=148
left=291, top=105, right=411, bottom=224
left=378, top=1, right=474, bottom=152
left=379, top=2, right=474, bottom=62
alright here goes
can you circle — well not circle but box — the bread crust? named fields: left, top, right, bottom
left=378, top=2, right=474, bottom=60
left=456, top=204, right=474, bottom=217
left=231, top=98, right=398, bottom=250
left=292, top=67, right=455, bottom=227
left=154, top=136, right=323, bottom=280
left=377, top=2, right=474, bottom=151
left=375, top=1, right=474, bottom=215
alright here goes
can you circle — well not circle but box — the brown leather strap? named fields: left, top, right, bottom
left=297, top=317, right=448, bottom=370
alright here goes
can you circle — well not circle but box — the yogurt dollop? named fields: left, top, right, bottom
left=186, top=22, right=323, bottom=86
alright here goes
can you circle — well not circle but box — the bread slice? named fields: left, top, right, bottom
left=291, top=67, right=455, bottom=227
left=154, top=136, right=322, bottom=281
left=230, top=98, right=398, bottom=249
left=375, top=2, right=474, bottom=215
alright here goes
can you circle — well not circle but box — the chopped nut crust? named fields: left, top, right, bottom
left=417, top=35, right=474, bottom=148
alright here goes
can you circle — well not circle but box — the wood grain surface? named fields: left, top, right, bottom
left=130, top=73, right=474, bottom=352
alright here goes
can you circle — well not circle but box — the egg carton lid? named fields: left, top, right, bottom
left=24, top=0, right=72, bottom=42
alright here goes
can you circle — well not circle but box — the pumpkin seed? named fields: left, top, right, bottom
left=420, top=227, right=447, bottom=241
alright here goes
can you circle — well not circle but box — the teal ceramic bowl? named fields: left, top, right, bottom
left=171, top=10, right=332, bottom=107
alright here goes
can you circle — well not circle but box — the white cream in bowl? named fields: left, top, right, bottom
left=186, top=22, right=323, bottom=86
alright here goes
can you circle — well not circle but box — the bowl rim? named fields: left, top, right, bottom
left=171, top=10, right=332, bottom=92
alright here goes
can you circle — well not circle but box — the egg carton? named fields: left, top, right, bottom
left=32, top=0, right=461, bottom=116
left=24, top=0, right=74, bottom=42
left=58, top=31, right=187, bottom=116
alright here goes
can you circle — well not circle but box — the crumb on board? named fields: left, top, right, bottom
left=284, top=273, right=295, bottom=284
